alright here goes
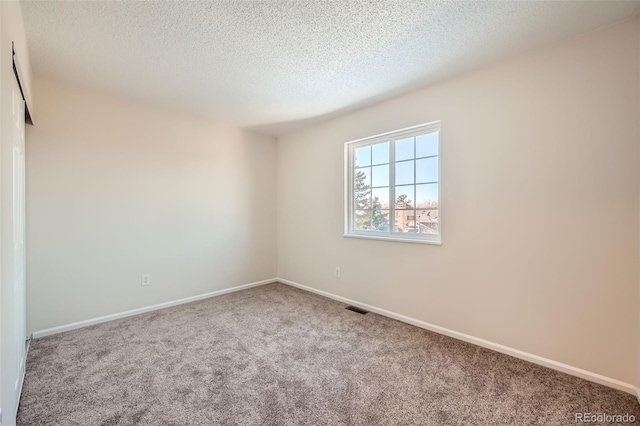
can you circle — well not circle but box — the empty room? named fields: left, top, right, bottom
left=1, top=0, right=640, bottom=425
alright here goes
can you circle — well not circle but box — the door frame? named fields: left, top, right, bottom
left=0, top=41, right=33, bottom=426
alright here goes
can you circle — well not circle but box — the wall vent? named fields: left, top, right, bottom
left=345, top=306, right=369, bottom=315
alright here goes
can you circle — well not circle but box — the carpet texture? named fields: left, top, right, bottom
left=18, top=283, right=639, bottom=425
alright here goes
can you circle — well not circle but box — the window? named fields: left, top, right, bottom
left=344, top=122, right=440, bottom=244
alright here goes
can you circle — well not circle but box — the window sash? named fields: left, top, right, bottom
left=344, top=121, right=441, bottom=244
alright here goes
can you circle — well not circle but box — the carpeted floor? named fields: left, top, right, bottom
left=17, top=282, right=639, bottom=425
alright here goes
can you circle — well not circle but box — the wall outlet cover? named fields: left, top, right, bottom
left=141, top=274, right=151, bottom=286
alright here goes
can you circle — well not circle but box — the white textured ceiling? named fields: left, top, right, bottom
left=22, top=1, right=640, bottom=135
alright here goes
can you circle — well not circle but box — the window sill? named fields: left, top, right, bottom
left=343, top=233, right=442, bottom=245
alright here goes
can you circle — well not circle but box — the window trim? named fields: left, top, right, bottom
left=343, top=121, right=441, bottom=245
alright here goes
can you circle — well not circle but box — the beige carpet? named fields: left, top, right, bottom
left=17, top=282, right=639, bottom=425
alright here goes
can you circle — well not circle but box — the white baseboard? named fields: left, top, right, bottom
left=32, top=278, right=277, bottom=339
left=277, top=277, right=636, bottom=396
left=30, top=276, right=636, bottom=396
left=16, top=361, right=26, bottom=417
left=9, top=335, right=30, bottom=426
left=18, top=334, right=32, bottom=403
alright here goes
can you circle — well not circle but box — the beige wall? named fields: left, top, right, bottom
left=278, top=18, right=639, bottom=384
left=26, top=77, right=277, bottom=333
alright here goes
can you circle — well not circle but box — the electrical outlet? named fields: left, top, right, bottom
left=335, top=267, right=341, bottom=278
left=141, top=274, right=151, bottom=286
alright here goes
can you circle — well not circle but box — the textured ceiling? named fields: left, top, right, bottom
left=22, top=1, right=640, bottom=135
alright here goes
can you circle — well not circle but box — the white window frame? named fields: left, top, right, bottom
left=344, top=121, right=441, bottom=245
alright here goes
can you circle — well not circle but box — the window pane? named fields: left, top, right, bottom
left=371, top=164, right=389, bottom=187
left=354, top=168, right=371, bottom=210
left=372, top=187, right=389, bottom=208
left=395, top=160, right=414, bottom=185
left=395, top=185, right=414, bottom=210
left=394, top=209, right=417, bottom=233
left=416, top=157, right=438, bottom=183
left=416, top=209, right=439, bottom=234
left=416, top=209, right=438, bottom=222
left=354, top=210, right=372, bottom=230
left=355, top=146, right=371, bottom=167
left=416, top=209, right=438, bottom=225
left=416, top=183, right=438, bottom=209
left=372, top=142, right=389, bottom=165
left=416, top=132, right=438, bottom=158
left=371, top=209, right=389, bottom=231
left=395, top=137, right=414, bottom=161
